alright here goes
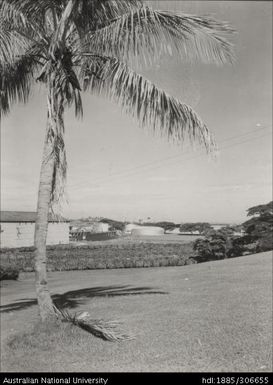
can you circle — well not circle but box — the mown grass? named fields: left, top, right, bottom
left=1, top=252, right=272, bottom=372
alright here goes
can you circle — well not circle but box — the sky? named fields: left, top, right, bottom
left=1, top=1, right=272, bottom=224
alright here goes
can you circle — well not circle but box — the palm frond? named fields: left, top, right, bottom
left=73, top=0, right=143, bottom=34
left=0, top=0, right=64, bottom=23
left=0, top=56, right=36, bottom=118
left=0, top=0, right=53, bottom=72
left=54, top=306, right=134, bottom=342
left=0, top=20, right=33, bottom=64
left=45, top=90, right=67, bottom=213
left=50, top=0, right=143, bottom=64
left=44, top=59, right=83, bottom=211
left=0, top=10, right=46, bottom=119
left=48, top=85, right=82, bottom=211
left=0, top=0, right=34, bottom=30
left=50, top=124, right=68, bottom=212
left=49, top=0, right=78, bottom=59
left=84, top=6, right=235, bottom=67
left=0, top=0, right=49, bottom=42
left=81, top=56, right=216, bottom=152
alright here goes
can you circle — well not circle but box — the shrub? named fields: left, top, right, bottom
left=193, top=238, right=212, bottom=262
left=256, top=235, right=273, bottom=252
left=193, top=231, right=235, bottom=262
left=229, top=235, right=257, bottom=257
left=241, top=201, right=273, bottom=254
left=185, top=258, right=197, bottom=265
left=193, top=216, right=272, bottom=263
left=135, top=260, right=144, bottom=268
left=0, top=242, right=194, bottom=272
left=0, top=263, right=20, bottom=280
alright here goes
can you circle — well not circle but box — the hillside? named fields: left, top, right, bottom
left=1, top=251, right=272, bottom=372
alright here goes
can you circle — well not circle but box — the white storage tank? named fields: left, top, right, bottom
left=124, top=223, right=142, bottom=233
left=131, top=226, right=164, bottom=236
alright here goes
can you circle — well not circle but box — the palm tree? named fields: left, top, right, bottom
left=0, top=0, right=234, bottom=321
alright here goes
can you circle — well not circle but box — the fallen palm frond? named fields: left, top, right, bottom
left=53, top=305, right=134, bottom=342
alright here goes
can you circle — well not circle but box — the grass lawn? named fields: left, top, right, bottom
left=0, top=252, right=272, bottom=372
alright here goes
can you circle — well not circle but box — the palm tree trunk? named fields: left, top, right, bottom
left=34, top=116, right=56, bottom=321
left=34, top=67, right=67, bottom=320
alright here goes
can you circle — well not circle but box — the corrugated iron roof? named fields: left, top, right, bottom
left=0, top=211, right=69, bottom=223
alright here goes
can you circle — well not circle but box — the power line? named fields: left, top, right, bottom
left=68, top=126, right=271, bottom=189
left=68, top=125, right=272, bottom=189
left=74, top=125, right=269, bottom=184
left=90, top=131, right=272, bottom=188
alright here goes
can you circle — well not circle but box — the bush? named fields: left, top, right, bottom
left=241, top=201, right=273, bottom=254
left=0, top=263, right=20, bottom=280
left=193, top=230, right=236, bottom=262
left=193, top=222, right=272, bottom=263
left=0, top=243, right=194, bottom=273
left=230, top=233, right=272, bottom=256
left=185, top=258, right=197, bottom=265
left=193, top=238, right=213, bottom=262
left=256, top=235, right=273, bottom=252
left=229, top=235, right=257, bottom=257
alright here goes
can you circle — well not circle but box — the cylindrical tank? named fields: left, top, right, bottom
left=124, top=223, right=142, bottom=233
left=131, top=226, right=164, bottom=236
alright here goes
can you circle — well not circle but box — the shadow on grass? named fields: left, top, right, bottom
left=0, top=285, right=168, bottom=313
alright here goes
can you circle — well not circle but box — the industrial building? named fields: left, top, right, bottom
left=0, top=211, right=69, bottom=248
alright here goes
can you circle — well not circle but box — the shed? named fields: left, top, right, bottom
left=0, top=211, right=69, bottom=248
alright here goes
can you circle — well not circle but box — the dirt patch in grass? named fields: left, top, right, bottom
left=1, top=252, right=272, bottom=372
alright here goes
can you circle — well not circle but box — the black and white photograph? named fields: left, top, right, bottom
left=0, top=0, right=272, bottom=376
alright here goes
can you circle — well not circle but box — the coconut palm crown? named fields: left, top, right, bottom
left=0, top=0, right=235, bottom=321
